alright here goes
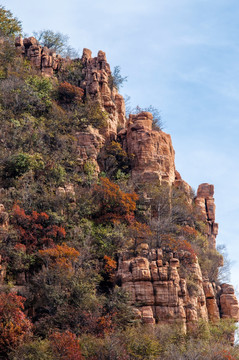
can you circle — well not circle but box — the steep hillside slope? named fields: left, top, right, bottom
left=0, top=34, right=238, bottom=358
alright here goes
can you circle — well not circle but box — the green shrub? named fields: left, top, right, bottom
left=3, top=153, right=32, bottom=179
left=0, top=77, right=49, bottom=115
left=108, top=66, right=127, bottom=91
left=25, top=75, right=53, bottom=108
left=56, top=59, right=83, bottom=86
left=9, top=339, right=53, bottom=360
left=2, top=153, right=45, bottom=180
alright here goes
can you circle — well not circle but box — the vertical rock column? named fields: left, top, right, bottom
left=80, top=48, right=126, bottom=138
left=118, top=112, right=176, bottom=184
left=195, top=183, right=218, bottom=248
left=15, top=36, right=64, bottom=77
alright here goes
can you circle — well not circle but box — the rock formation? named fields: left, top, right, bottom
left=80, top=48, right=126, bottom=137
left=195, top=183, right=218, bottom=248
left=76, top=126, right=105, bottom=174
left=15, top=38, right=126, bottom=139
left=15, top=36, right=67, bottom=77
left=117, top=246, right=239, bottom=330
left=12, top=39, right=239, bottom=335
left=118, top=112, right=175, bottom=184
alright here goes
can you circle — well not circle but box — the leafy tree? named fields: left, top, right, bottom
left=11, top=205, right=66, bottom=253
left=3, top=153, right=32, bottom=179
left=56, top=60, right=83, bottom=87
left=0, top=6, right=22, bottom=37
left=0, top=77, right=51, bottom=115
left=109, top=66, right=127, bottom=90
left=33, top=30, right=78, bottom=58
left=25, top=75, right=53, bottom=109
left=0, top=37, right=17, bottom=78
left=93, top=177, right=138, bottom=223
left=49, top=330, right=83, bottom=360
left=100, top=141, right=132, bottom=179
left=39, top=243, right=80, bottom=272
left=0, top=292, right=32, bottom=356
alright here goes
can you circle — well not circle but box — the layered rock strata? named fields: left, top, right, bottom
left=117, top=246, right=239, bottom=330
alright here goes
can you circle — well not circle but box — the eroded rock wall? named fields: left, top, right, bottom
left=80, top=48, right=126, bottom=137
left=117, top=246, right=239, bottom=331
left=15, top=38, right=126, bottom=139
left=15, top=36, right=68, bottom=77
left=195, top=183, right=218, bottom=248
left=118, top=112, right=176, bottom=184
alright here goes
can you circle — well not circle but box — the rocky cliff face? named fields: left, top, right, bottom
left=15, top=36, right=67, bottom=77
left=118, top=112, right=175, bottom=184
left=80, top=48, right=126, bottom=137
left=13, top=39, right=239, bottom=332
left=16, top=37, right=128, bottom=172
left=195, top=183, right=218, bottom=248
left=117, top=245, right=239, bottom=331
left=16, top=37, right=126, bottom=138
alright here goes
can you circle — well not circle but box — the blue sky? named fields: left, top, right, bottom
left=2, top=0, right=239, bottom=290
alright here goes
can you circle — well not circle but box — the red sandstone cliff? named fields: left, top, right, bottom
left=117, top=246, right=239, bottom=330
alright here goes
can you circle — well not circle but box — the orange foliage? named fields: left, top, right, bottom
left=49, top=330, right=82, bottom=360
left=180, top=225, right=198, bottom=238
left=215, top=350, right=237, bottom=360
left=79, top=308, right=114, bottom=337
left=103, top=255, right=117, bottom=281
left=94, top=177, right=138, bottom=223
left=58, top=82, right=84, bottom=104
left=11, top=205, right=66, bottom=253
left=129, top=221, right=153, bottom=243
left=96, top=313, right=114, bottom=335
left=39, top=243, right=79, bottom=271
left=14, top=243, right=26, bottom=252
left=160, top=234, right=197, bottom=263
left=0, top=293, right=32, bottom=354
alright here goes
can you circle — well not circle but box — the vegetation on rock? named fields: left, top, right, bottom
left=0, top=6, right=238, bottom=359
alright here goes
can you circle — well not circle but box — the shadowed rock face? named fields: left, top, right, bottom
left=117, top=246, right=239, bottom=331
left=75, top=126, right=105, bottom=173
